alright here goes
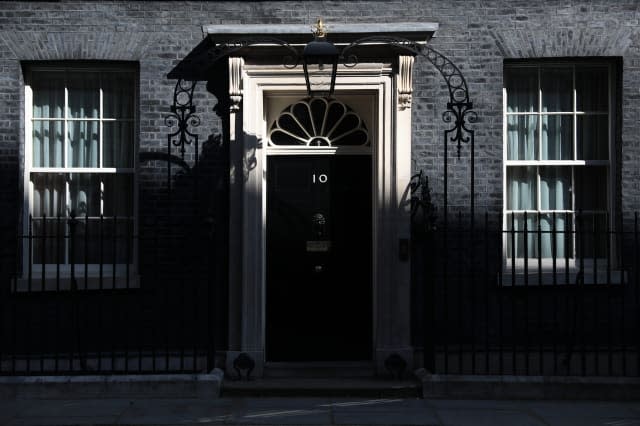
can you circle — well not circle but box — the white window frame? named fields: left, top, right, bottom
left=502, top=61, right=620, bottom=285
left=20, top=63, right=139, bottom=291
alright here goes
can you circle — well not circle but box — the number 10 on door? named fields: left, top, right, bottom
left=312, top=173, right=328, bottom=184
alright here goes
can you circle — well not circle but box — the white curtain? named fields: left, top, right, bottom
left=507, top=167, right=536, bottom=211
left=30, top=70, right=134, bottom=265
left=507, top=115, right=537, bottom=160
left=67, top=72, right=99, bottom=118
left=103, top=121, right=133, bottom=168
left=68, top=121, right=99, bottom=168
left=540, top=168, right=571, bottom=257
left=541, top=115, right=571, bottom=160
left=33, top=120, right=63, bottom=167
left=506, top=68, right=536, bottom=114
left=31, top=173, right=65, bottom=263
left=506, top=66, right=609, bottom=260
left=32, top=71, right=64, bottom=167
left=578, top=115, right=608, bottom=160
left=507, top=167, right=537, bottom=257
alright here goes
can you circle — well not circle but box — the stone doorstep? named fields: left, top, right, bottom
left=222, top=377, right=423, bottom=398
left=416, top=368, right=640, bottom=401
left=0, top=368, right=224, bottom=400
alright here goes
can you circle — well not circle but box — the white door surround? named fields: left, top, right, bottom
left=209, top=23, right=438, bottom=376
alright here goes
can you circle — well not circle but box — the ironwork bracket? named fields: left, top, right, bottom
left=166, top=34, right=476, bottom=165
left=341, top=36, right=476, bottom=157
left=165, top=79, right=201, bottom=159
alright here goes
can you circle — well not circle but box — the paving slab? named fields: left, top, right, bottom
left=332, top=406, right=439, bottom=425
left=523, top=400, right=640, bottom=419
left=0, top=397, right=639, bottom=426
left=230, top=398, right=333, bottom=424
left=538, top=417, right=640, bottom=426
left=0, top=400, right=32, bottom=425
left=237, top=396, right=333, bottom=409
left=232, top=407, right=332, bottom=424
left=435, top=407, right=546, bottom=426
left=425, top=398, right=525, bottom=410
left=117, top=399, right=233, bottom=425
left=521, top=401, right=640, bottom=426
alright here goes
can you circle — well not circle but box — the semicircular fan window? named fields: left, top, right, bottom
left=269, top=98, right=370, bottom=147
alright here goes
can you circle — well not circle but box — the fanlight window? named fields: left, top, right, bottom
left=269, top=98, right=369, bottom=147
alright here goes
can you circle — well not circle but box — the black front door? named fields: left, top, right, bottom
left=266, top=155, right=372, bottom=361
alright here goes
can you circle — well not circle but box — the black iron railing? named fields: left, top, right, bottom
left=0, top=213, right=219, bottom=375
left=414, top=209, right=640, bottom=377
left=2, top=207, right=638, bottom=377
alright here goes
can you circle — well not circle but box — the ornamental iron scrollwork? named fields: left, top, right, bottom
left=165, top=79, right=200, bottom=159
left=206, top=37, right=301, bottom=70
left=166, top=29, right=477, bottom=210
left=167, top=33, right=475, bottom=154
left=342, top=36, right=476, bottom=157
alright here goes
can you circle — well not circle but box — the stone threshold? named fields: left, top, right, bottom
left=222, top=377, right=422, bottom=398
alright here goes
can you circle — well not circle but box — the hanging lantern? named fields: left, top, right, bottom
left=302, top=19, right=339, bottom=98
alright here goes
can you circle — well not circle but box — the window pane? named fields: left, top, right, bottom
left=69, top=173, right=100, bottom=217
left=33, top=120, right=63, bottom=167
left=27, top=66, right=137, bottom=270
left=539, top=213, right=572, bottom=258
left=67, top=72, right=99, bottom=118
left=540, top=167, right=571, bottom=210
left=103, top=121, right=134, bottom=168
left=576, top=67, right=608, bottom=112
left=577, top=115, right=608, bottom=160
left=31, top=173, right=65, bottom=218
left=507, top=115, right=537, bottom=160
left=507, top=166, right=537, bottom=210
left=575, top=167, right=608, bottom=211
left=576, top=213, right=608, bottom=259
left=103, top=174, right=133, bottom=217
left=68, top=121, right=99, bottom=168
left=69, top=219, right=107, bottom=264
left=32, top=71, right=64, bottom=118
left=541, top=114, right=572, bottom=160
left=32, top=217, right=65, bottom=264
left=103, top=72, right=134, bottom=119
left=506, top=213, right=538, bottom=258
left=505, top=67, right=537, bottom=113
left=541, top=68, right=572, bottom=112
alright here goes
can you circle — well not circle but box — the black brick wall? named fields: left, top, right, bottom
left=0, top=1, right=639, bottom=362
left=0, top=0, right=639, bottom=226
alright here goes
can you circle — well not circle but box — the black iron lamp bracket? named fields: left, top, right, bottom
left=166, top=33, right=475, bottom=157
left=165, top=79, right=201, bottom=159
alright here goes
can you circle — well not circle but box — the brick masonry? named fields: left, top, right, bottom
left=0, top=0, right=639, bottom=265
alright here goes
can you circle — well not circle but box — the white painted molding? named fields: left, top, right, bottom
left=226, top=60, right=414, bottom=376
left=398, top=55, right=414, bottom=111
left=203, top=22, right=438, bottom=45
left=229, top=57, right=243, bottom=113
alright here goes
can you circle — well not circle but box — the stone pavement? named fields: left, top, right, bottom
left=0, top=397, right=639, bottom=426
